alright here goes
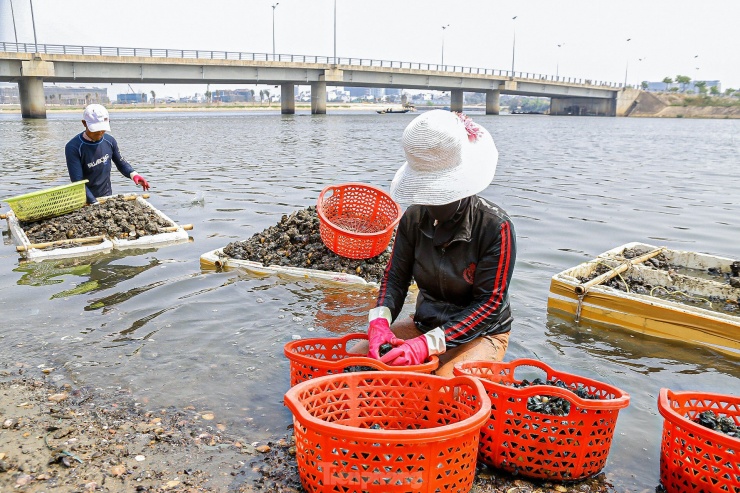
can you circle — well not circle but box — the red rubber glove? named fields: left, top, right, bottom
left=367, top=318, right=402, bottom=359
left=132, top=174, right=150, bottom=191
left=380, top=335, right=429, bottom=366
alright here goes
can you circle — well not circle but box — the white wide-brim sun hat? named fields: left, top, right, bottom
left=390, top=109, right=497, bottom=206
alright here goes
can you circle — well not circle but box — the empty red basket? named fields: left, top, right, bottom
left=658, top=388, right=740, bottom=493
left=453, top=358, right=630, bottom=481
left=283, top=371, right=491, bottom=493
left=317, top=183, right=402, bottom=259
left=283, top=333, right=439, bottom=387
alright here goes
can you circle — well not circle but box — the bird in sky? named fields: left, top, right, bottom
left=626, top=38, right=631, bottom=41
left=512, top=16, right=517, bottom=20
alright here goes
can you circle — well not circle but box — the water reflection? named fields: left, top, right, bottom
left=1, top=112, right=738, bottom=492
left=545, top=314, right=738, bottom=376
left=4, top=119, right=69, bottom=185
left=309, top=285, right=375, bottom=334
left=14, top=251, right=161, bottom=304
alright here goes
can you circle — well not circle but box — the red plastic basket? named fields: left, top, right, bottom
left=283, top=333, right=439, bottom=387
left=316, top=183, right=402, bottom=259
left=658, top=388, right=740, bottom=493
left=284, top=371, right=491, bottom=493
left=453, top=358, right=630, bottom=481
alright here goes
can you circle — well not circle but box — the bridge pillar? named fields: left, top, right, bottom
left=281, top=83, right=295, bottom=114
left=450, top=90, right=463, bottom=112
left=18, top=77, right=47, bottom=119
left=310, top=81, right=326, bottom=115
left=18, top=59, right=55, bottom=119
left=485, top=90, right=500, bottom=115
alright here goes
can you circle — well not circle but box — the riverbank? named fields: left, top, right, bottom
left=628, top=92, right=740, bottom=118
left=0, top=373, right=618, bottom=492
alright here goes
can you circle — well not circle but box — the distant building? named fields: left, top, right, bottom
left=0, top=86, right=18, bottom=104
left=347, top=87, right=371, bottom=99
left=211, top=88, right=255, bottom=102
left=117, top=93, right=147, bottom=104
left=0, top=85, right=109, bottom=105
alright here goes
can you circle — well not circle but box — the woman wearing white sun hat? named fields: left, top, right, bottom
left=365, top=109, right=516, bottom=377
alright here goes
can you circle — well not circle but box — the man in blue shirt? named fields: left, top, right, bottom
left=65, top=104, right=150, bottom=204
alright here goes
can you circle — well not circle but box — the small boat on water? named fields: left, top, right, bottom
left=377, top=107, right=410, bottom=114
left=547, top=242, right=740, bottom=357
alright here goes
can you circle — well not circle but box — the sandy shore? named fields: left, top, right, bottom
left=0, top=371, right=619, bottom=492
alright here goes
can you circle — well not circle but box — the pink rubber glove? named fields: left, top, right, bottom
left=367, top=318, right=402, bottom=359
left=132, top=174, right=150, bottom=191
left=380, top=335, right=429, bottom=366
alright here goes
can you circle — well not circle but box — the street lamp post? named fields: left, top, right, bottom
left=556, top=42, right=564, bottom=78
left=9, top=0, right=18, bottom=44
left=29, top=0, right=39, bottom=53
left=511, top=16, right=517, bottom=76
left=441, top=24, right=449, bottom=66
left=333, top=0, right=337, bottom=64
left=271, top=3, right=279, bottom=60
left=693, top=55, right=700, bottom=86
left=637, top=57, right=646, bottom=87
left=624, top=38, right=631, bottom=87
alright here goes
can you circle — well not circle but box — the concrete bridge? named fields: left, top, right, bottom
left=0, top=42, right=636, bottom=118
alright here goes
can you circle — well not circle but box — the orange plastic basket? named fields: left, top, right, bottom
left=283, top=371, right=491, bottom=493
left=453, top=358, right=630, bottom=481
left=283, top=333, right=439, bottom=387
left=316, top=183, right=402, bottom=259
left=657, top=388, right=740, bottom=493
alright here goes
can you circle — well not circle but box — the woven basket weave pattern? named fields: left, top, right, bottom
left=658, top=389, right=740, bottom=493
left=284, top=372, right=491, bottom=493
left=454, top=359, right=630, bottom=482
left=317, top=183, right=401, bottom=260
left=5, top=181, right=88, bottom=222
left=283, top=333, right=438, bottom=387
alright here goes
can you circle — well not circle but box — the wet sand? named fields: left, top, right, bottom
left=0, top=372, right=618, bottom=492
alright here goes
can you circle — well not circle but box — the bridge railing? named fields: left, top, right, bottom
left=0, top=41, right=625, bottom=89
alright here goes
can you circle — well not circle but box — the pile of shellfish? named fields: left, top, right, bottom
left=511, top=378, right=600, bottom=416
left=222, top=206, right=392, bottom=283
left=692, top=410, right=739, bottom=437
left=20, top=196, right=174, bottom=244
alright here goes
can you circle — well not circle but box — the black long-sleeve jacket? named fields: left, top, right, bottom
left=376, top=196, right=516, bottom=348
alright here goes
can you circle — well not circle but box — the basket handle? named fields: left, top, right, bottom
left=453, top=358, right=554, bottom=382
left=501, top=383, right=630, bottom=410
left=455, top=359, right=630, bottom=410
left=657, top=388, right=740, bottom=448
left=284, top=372, right=491, bottom=444
left=442, top=375, right=490, bottom=402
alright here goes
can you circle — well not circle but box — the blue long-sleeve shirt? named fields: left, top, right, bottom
left=65, top=133, right=135, bottom=204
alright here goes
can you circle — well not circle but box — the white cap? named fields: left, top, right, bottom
left=82, top=104, right=111, bottom=132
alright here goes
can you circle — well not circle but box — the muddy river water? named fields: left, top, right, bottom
left=0, top=110, right=738, bottom=492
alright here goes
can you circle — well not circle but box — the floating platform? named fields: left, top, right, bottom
left=4, top=196, right=190, bottom=261
left=547, top=242, right=740, bottom=357
left=199, top=247, right=373, bottom=286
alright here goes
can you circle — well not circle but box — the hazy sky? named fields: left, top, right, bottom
left=1, top=0, right=738, bottom=98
